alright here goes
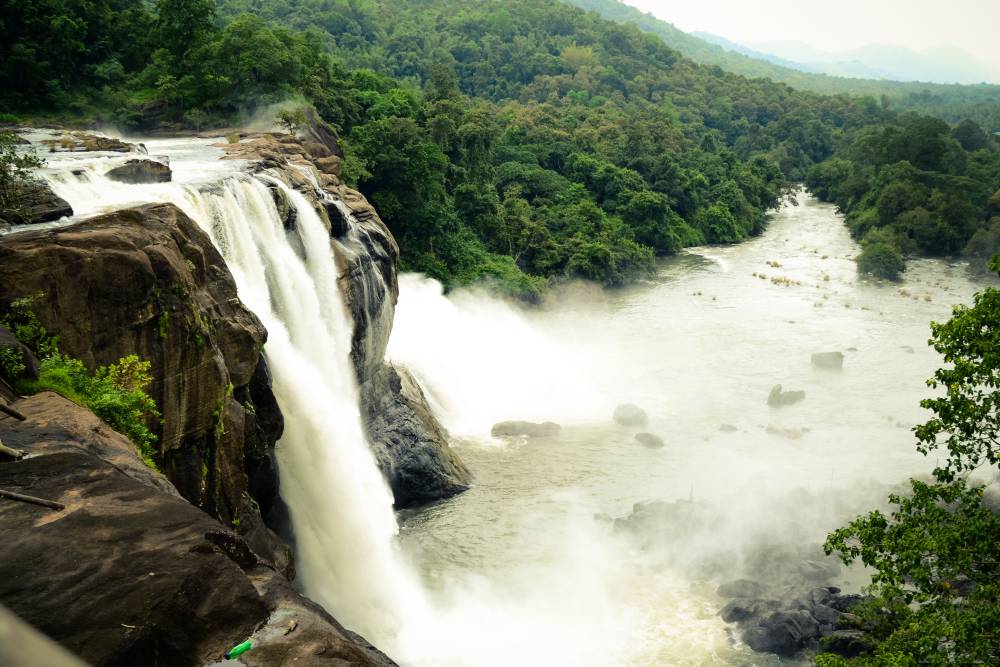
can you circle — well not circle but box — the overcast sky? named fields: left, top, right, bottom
left=622, top=0, right=1000, bottom=67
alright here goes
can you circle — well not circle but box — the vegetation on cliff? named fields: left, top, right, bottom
left=0, top=296, right=160, bottom=469
left=822, top=259, right=1000, bottom=664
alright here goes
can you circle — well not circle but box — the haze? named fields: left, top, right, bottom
left=624, top=0, right=1000, bottom=82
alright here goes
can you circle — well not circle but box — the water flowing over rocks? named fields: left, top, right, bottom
left=221, top=128, right=470, bottom=509
left=0, top=392, right=394, bottom=667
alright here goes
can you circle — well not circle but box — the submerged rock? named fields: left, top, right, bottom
left=491, top=420, right=561, bottom=438
left=811, top=351, right=844, bottom=370
left=0, top=179, right=72, bottom=228
left=613, top=403, right=648, bottom=426
left=767, top=384, right=805, bottom=407
left=634, top=432, right=665, bottom=448
left=719, top=423, right=738, bottom=433
left=106, top=158, right=171, bottom=184
left=765, top=424, right=806, bottom=440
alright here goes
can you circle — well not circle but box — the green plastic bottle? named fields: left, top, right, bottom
left=224, top=639, right=253, bottom=659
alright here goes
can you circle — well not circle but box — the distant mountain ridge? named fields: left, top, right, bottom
left=565, top=0, right=1000, bottom=130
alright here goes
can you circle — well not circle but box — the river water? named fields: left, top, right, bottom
left=387, top=191, right=986, bottom=665
left=14, top=135, right=988, bottom=665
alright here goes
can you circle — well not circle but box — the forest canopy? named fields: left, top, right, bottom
left=1, top=0, right=997, bottom=294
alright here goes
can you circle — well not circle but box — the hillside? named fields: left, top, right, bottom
left=566, top=0, right=1000, bottom=130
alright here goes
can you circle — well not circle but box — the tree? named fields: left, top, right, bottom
left=0, top=130, right=44, bottom=212
left=156, top=0, right=216, bottom=62
left=277, top=108, right=307, bottom=135
left=856, top=241, right=904, bottom=280
left=824, top=258, right=1000, bottom=663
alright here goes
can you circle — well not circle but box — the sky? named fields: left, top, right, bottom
left=622, top=0, right=1000, bottom=68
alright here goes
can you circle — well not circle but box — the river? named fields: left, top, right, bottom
left=387, top=191, right=985, bottom=665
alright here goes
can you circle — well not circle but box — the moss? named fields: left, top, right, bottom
left=157, top=311, right=170, bottom=340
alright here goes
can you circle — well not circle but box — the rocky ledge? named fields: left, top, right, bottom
left=0, top=392, right=394, bottom=666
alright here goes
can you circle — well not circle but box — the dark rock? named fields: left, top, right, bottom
left=40, top=133, right=134, bottom=153
left=0, top=324, right=39, bottom=380
left=719, top=423, right=738, bottom=432
left=0, top=393, right=393, bottom=667
left=491, top=420, right=561, bottom=438
left=613, top=403, right=648, bottom=426
left=822, top=629, right=876, bottom=658
left=810, top=603, right=841, bottom=625
left=0, top=179, right=73, bottom=227
left=268, top=182, right=298, bottom=230
left=719, top=598, right=780, bottom=624
left=300, top=107, right=343, bottom=158
left=829, top=593, right=864, bottom=612
left=811, top=351, right=844, bottom=369
left=106, top=158, right=171, bottom=184
left=717, top=579, right=767, bottom=599
left=743, top=610, right=820, bottom=656
left=361, top=364, right=472, bottom=508
left=324, top=200, right=350, bottom=239
left=634, top=432, right=665, bottom=448
left=767, top=384, right=806, bottom=407
left=0, top=203, right=279, bottom=534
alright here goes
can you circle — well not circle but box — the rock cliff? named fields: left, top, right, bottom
left=0, top=392, right=394, bottom=667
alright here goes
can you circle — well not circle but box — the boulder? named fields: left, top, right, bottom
left=719, top=598, right=780, bottom=624
left=361, top=364, right=472, bottom=508
left=767, top=384, right=805, bottom=407
left=0, top=392, right=393, bottom=667
left=0, top=179, right=73, bottom=228
left=613, top=403, right=648, bottom=427
left=0, top=324, right=39, bottom=380
left=719, top=423, right=738, bottom=432
left=742, top=610, right=820, bottom=656
left=40, top=133, right=135, bottom=153
left=811, top=351, right=844, bottom=370
left=105, top=158, right=171, bottom=184
left=634, top=432, right=665, bottom=448
left=0, top=203, right=284, bottom=553
left=491, top=420, right=561, bottom=438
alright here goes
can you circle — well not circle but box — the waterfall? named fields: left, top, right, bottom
left=37, top=155, right=646, bottom=667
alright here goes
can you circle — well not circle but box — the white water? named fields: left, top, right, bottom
left=19, top=137, right=994, bottom=666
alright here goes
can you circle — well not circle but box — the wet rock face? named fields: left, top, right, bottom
left=0, top=203, right=283, bottom=546
left=360, top=364, right=471, bottom=508
left=224, top=128, right=467, bottom=509
left=0, top=179, right=73, bottom=228
left=105, top=158, right=171, bottom=184
left=0, top=393, right=394, bottom=667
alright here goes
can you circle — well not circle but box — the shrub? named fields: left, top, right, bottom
left=22, top=354, right=161, bottom=469
left=857, top=242, right=905, bottom=280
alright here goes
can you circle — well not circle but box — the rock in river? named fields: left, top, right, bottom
left=106, top=158, right=172, bottom=184
left=767, top=384, right=805, bottom=407
left=491, top=420, right=561, bottom=437
left=634, top=432, right=665, bottom=448
left=613, top=403, right=648, bottom=427
left=811, top=351, right=844, bottom=370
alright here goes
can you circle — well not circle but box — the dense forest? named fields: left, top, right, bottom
left=0, top=0, right=997, bottom=295
left=568, top=0, right=1000, bottom=132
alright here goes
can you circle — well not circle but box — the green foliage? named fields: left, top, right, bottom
left=825, top=261, right=1000, bottom=663
left=277, top=108, right=307, bottom=135
left=0, top=295, right=58, bottom=361
left=857, top=242, right=905, bottom=281
left=0, top=130, right=44, bottom=211
left=0, top=347, right=26, bottom=380
left=23, top=354, right=161, bottom=469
